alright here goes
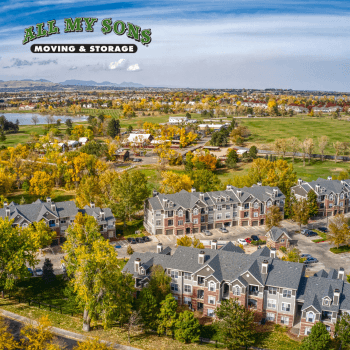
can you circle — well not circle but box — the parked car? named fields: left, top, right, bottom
left=318, top=227, right=328, bottom=233
left=143, top=236, right=151, bottom=242
left=245, top=237, right=252, bottom=244
left=300, top=229, right=310, bottom=235
left=133, top=158, right=142, bottom=162
left=135, top=237, right=144, bottom=243
left=301, top=254, right=312, bottom=259
left=27, top=268, right=33, bottom=276
left=114, top=245, right=122, bottom=249
left=237, top=238, right=248, bottom=246
left=34, top=268, right=43, bottom=276
left=251, top=235, right=259, bottom=241
left=304, top=257, right=318, bottom=264
left=203, top=230, right=212, bottom=236
left=127, top=237, right=137, bottom=244
left=219, top=227, right=228, bottom=233
left=305, top=231, right=318, bottom=237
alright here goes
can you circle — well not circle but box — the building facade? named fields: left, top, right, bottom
left=291, top=177, right=350, bottom=217
left=144, top=185, right=285, bottom=235
left=122, top=243, right=349, bottom=336
left=0, top=198, right=116, bottom=244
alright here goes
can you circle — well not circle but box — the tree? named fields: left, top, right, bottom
left=0, top=316, right=18, bottom=350
left=300, top=322, right=331, bottom=350
left=334, top=141, right=342, bottom=163
left=147, top=265, right=172, bottom=308
left=307, top=190, right=318, bottom=218
left=335, top=313, right=350, bottom=349
left=265, top=205, right=282, bottom=231
left=160, top=171, right=194, bottom=194
left=31, top=115, right=39, bottom=125
left=29, top=171, right=54, bottom=199
left=80, top=141, right=108, bottom=157
left=63, top=213, right=135, bottom=331
left=226, top=149, right=239, bottom=169
left=107, top=118, right=120, bottom=138
left=288, top=136, right=299, bottom=163
left=65, top=118, right=73, bottom=128
left=304, top=138, right=315, bottom=164
left=177, top=236, right=204, bottom=249
left=158, top=294, right=178, bottom=336
left=318, top=136, right=329, bottom=162
left=0, top=218, right=54, bottom=291
left=328, top=214, right=350, bottom=249
left=0, top=130, right=6, bottom=142
left=126, top=245, right=134, bottom=255
left=126, top=311, right=142, bottom=344
left=292, top=199, right=310, bottom=230
left=42, top=258, right=56, bottom=285
left=174, top=311, right=200, bottom=344
left=73, top=339, right=114, bottom=350
left=75, top=176, right=103, bottom=208
left=138, top=287, right=159, bottom=330
left=248, top=146, right=258, bottom=159
left=281, top=248, right=305, bottom=263
left=216, top=298, right=256, bottom=350
left=189, top=169, right=221, bottom=192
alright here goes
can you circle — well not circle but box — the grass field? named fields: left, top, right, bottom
left=240, top=116, right=350, bottom=155
left=7, top=189, right=76, bottom=205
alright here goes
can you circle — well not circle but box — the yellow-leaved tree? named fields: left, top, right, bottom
left=0, top=168, right=15, bottom=196
left=30, top=171, right=54, bottom=199
left=0, top=316, right=18, bottom=350
left=160, top=171, right=194, bottom=194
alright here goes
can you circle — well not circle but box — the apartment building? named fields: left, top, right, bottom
left=291, top=177, right=350, bottom=217
left=122, top=243, right=349, bottom=336
left=0, top=198, right=116, bottom=244
left=144, top=185, right=285, bottom=235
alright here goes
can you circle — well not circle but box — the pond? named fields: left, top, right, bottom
left=0, top=113, right=88, bottom=125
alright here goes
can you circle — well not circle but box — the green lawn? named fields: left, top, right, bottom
left=240, top=116, right=350, bottom=155
left=7, top=189, right=75, bottom=205
left=330, top=245, right=350, bottom=254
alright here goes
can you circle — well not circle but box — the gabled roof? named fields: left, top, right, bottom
left=267, top=227, right=291, bottom=242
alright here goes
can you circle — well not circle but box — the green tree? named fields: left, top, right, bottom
left=107, top=118, right=120, bottom=138
left=248, top=146, right=258, bottom=159
left=292, top=199, right=310, bottom=230
left=300, top=322, right=331, bottom=350
left=215, top=298, right=256, bottom=350
left=157, top=294, right=178, bottom=336
left=189, top=169, right=221, bottom=192
left=265, top=205, right=282, bottom=232
left=148, top=265, right=172, bottom=308
left=307, top=190, right=318, bottom=218
left=0, top=131, right=6, bottom=142
left=126, top=125, right=133, bottom=133
left=63, top=213, right=134, bottom=331
left=42, top=258, right=56, bottom=285
left=65, top=118, right=73, bottom=128
left=281, top=248, right=305, bottom=263
left=284, top=192, right=295, bottom=219
left=138, top=287, right=159, bottom=331
left=328, top=214, right=350, bottom=249
left=174, top=311, right=200, bottom=344
left=80, top=141, right=108, bottom=157
left=335, top=313, right=350, bottom=349
left=226, top=149, right=239, bottom=169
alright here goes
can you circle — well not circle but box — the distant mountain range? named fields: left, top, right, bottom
left=59, top=79, right=144, bottom=87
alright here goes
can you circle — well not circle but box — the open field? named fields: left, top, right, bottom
left=7, top=189, right=76, bottom=204
left=240, top=116, right=350, bottom=155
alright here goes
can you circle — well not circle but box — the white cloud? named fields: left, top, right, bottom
left=109, top=59, right=126, bottom=70
left=69, top=66, right=77, bottom=70
left=127, top=63, right=140, bottom=72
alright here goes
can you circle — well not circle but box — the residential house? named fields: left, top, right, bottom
left=266, top=227, right=291, bottom=249
left=127, top=133, right=153, bottom=145
left=144, top=185, right=285, bottom=235
left=115, top=149, right=130, bottom=162
left=291, top=177, right=350, bottom=217
left=0, top=198, right=116, bottom=244
left=122, top=244, right=349, bottom=336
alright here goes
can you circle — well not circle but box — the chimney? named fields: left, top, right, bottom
left=200, top=193, right=205, bottom=201
left=297, top=178, right=303, bottom=185
left=198, top=251, right=205, bottom=264
left=5, top=207, right=10, bottom=218
left=333, top=288, right=340, bottom=305
left=134, top=258, right=141, bottom=273
left=261, top=260, right=269, bottom=274
left=191, top=188, right=196, bottom=193
left=46, top=197, right=51, bottom=203
left=157, top=243, right=163, bottom=253
left=315, top=185, right=320, bottom=193
left=338, top=267, right=345, bottom=280
left=237, top=190, right=242, bottom=197
left=273, top=189, right=278, bottom=197
left=226, top=185, right=234, bottom=190
left=257, top=182, right=262, bottom=186
left=100, top=210, right=105, bottom=220
left=51, top=202, right=56, bottom=212
left=90, top=202, right=95, bottom=208
left=211, top=239, right=217, bottom=250
left=328, top=176, right=332, bottom=180
left=3, top=201, right=8, bottom=207
left=270, top=248, right=277, bottom=259
left=152, top=189, right=158, bottom=197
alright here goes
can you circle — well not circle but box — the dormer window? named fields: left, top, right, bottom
left=254, top=202, right=259, bottom=209
left=329, top=194, right=334, bottom=201
left=209, top=282, right=216, bottom=292
left=267, top=201, right=272, bottom=207
left=323, top=298, right=331, bottom=306
left=178, top=210, right=183, bottom=217
left=340, top=193, right=344, bottom=199
left=306, top=311, right=315, bottom=323
left=193, top=208, right=198, bottom=215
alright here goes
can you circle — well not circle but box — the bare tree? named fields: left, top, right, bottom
left=300, top=139, right=308, bottom=167
left=126, top=311, right=142, bottom=344
left=304, top=138, right=315, bottom=164
left=318, top=135, right=329, bottom=162
left=46, top=115, right=55, bottom=125
left=288, top=137, right=299, bottom=162
left=333, top=141, right=342, bottom=163
left=31, top=115, right=39, bottom=125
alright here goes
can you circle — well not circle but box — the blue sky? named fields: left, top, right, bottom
left=0, top=0, right=349, bottom=91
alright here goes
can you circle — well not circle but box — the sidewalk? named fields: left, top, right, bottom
left=0, top=309, right=140, bottom=350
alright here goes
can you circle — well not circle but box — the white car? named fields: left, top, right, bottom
left=34, top=268, right=43, bottom=276
left=237, top=238, right=248, bottom=246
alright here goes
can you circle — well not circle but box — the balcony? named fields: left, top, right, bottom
left=222, top=292, right=230, bottom=299
left=249, top=287, right=259, bottom=296
left=322, top=312, right=333, bottom=322
left=197, top=290, right=204, bottom=299
left=198, top=277, right=205, bottom=286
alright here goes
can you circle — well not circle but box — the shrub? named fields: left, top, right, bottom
left=127, top=245, right=134, bottom=255
left=279, top=246, right=287, bottom=253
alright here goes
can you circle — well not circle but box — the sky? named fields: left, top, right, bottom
left=0, top=0, right=349, bottom=91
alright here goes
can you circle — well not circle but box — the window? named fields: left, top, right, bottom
left=171, top=271, right=179, bottom=279
left=184, top=272, right=191, bottom=280
left=198, top=276, right=205, bottom=285
left=209, top=215, right=214, bottom=221
left=168, top=220, right=173, bottom=226
left=178, top=220, right=183, bottom=226
left=168, top=211, right=174, bottom=217
left=254, top=212, right=258, bottom=217
left=304, top=327, right=311, bottom=335
left=281, top=239, right=285, bottom=243
left=171, top=283, right=178, bottom=292
left=49, top=220, right=56, bottom=227
left=225, top=212, right=231, bottom=218
left=340, top=202, right=344, bottom=207
left=329, top=203, right=333, bottom=208
left=209, top=206, right=213, bottom=212
left=194, top=218, right=198, bottom=224
left=326, top=325, right=331, bottom=332
left=244, top=212, right=249, bottom=218
left=267, top=200, right=272, bottom=207
left=267, top=299, right=276, bottom=309
left=233, top=286, right=241, bottom=296
left=323, top=299, right=330, bottom=306
left=282, top=290, right=292, bottom=298
left=217, top=205, right=222, bottom=211
left=254, top=202, right=259, bottom=209
left=306, top=311, right=315, bottom=323
left=156, top=211, right=161, bottom=217
left=201, top=216, right=205, bottom=222
left=184, top=285, right=192, bottom=293
left=207, top=309, right=215, bottom=317
left=184, top=297, right=191, bottom=305
left=341, top=193, right=344, bottom=199
left=281, top=303, right=291, bottom=312
left=193, top=208, right=198, bottom=215
left=329, top=194, right=334, bottom=201
left=244, top=203, right=249, bottom=209
left=209, top=282, right=216, bottom=292
left=156, top=220, right=161, bottom=226
left=173, top=295, right=179, bottom=301
left=197, top=290, right=204, bottom=299
left=60, top=219, right=67, bottom=224
left=281, top=316, right=289, bottom=325
left=208, top=296, right=216, bottom=305
left=266, top=313, right=275, bottom=321
left=216, top=213, right=222, bottom=220
left=232, top=212, right=237, bottom=217
left=178, top=210, right=183, bottom=217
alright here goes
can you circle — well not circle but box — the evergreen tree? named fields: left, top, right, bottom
left=216, top=298, right=256, bottom=350
left=335, top=313, right=350, bottom=349
left=226, top=149, right=239, bottom=169
left=174, top=311, right=200, bottom=344
left=0, top=131, right=6, bottom=142
left=248, top=146, right=258, bottom=159
left=65, top=119, right=73, bottom=128
left=300, top=322, right=331, bottom=350
left=42, top=258, right=56, bottom=285
left=284, top=193, right=295, bottom=219
left=307, top=190, right=319, bottom=218
left=157, top=294, right=178, bottom=336
left=107, top=119, right=120, bottom=138
left=138, top=287, right=158, bottom=331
